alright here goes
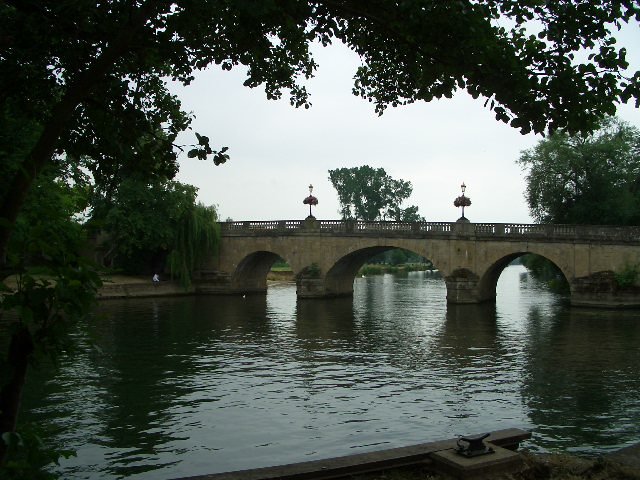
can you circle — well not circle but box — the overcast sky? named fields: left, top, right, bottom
left=172, top=26, right=640, bottom=224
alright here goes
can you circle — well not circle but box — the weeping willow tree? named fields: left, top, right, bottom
left=90, top=178, right=220, bottom=284
left=168, top=203, right=220, bottom=288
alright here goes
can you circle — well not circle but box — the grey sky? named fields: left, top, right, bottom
left=173, top=27, right=640, bottom=224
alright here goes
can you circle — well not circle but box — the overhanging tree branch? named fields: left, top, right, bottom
left=0, top=2, right=166, bottom=264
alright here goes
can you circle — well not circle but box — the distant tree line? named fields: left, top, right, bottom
left=4, top=156, right=220, bottom=287
left=368, top=249, right=432, bottom=267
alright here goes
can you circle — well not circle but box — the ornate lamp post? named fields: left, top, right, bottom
left=453, top=181, right=471, bottom=222
left=303, top=183, right=318, bottom=219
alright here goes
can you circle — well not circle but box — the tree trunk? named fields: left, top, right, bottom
left=0, top=3, right=162, bottom=464
left=0, top=326, right=34, bottom=464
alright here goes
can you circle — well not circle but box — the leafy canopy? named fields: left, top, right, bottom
left=517, top=117, right=640, bottom=225
left=328, top=166, right=424, bottom=221
left=2, top=1, right=640, bottom=256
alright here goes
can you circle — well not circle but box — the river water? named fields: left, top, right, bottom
left=18, top=265, right=640, bottom=479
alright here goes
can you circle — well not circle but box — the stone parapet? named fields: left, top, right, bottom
left=220, top=220, right=640, bottom=244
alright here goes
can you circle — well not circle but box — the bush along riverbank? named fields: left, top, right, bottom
left=520, top=254, right=570, bottom=294
left=359, top=263, right=438, bottom=276
left=266, top=263, right=438, bottom=280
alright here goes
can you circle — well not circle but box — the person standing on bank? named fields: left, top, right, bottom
left=152, top=273, right=160, bottom=285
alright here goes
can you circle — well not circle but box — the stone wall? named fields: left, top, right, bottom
left=98, top=281, right=194, bottom=299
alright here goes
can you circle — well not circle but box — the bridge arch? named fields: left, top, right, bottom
left=231, top=250, right=282, bottom=293
left=298, top=239, right=438, bottom=297
left=324, top=248, right=440, bottom=296
left=230, top=249, right=313, bottom=294
left=476, top=252, right=570, bottom=302
left=325, top=246, right=389, bottom=296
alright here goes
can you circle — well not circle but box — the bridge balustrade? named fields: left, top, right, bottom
left=416, top=222, right=452, bottom=233
left=502, top=224, right=546, bottom=235
left=319, top=220, right=347, bottom=233
left=219, top=221, right=640, bottom=243
left=357, top=221, right=415, bottom=232
left=473, top=223, right=498, bottom=235
left=548, top=224, right=575, bottom=236
left=281, top=220, right=303, bottom=230
left=577, top=225, right=640, bottom=241
left=224, top=220, right=301, bottom=231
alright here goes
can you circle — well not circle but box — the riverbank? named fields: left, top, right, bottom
left=96, top=266, right=437, bottom=299
left=98, top=274, right=193, bottom=299
left=13, top=268, right=439, bottom=298
left=351, top=450, right=640, bottom=480
left=375, top=447, right=640, bottom=480
left=97, top=273, right=299, bottom=299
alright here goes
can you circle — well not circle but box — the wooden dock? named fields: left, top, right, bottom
left=172, top=428, right=531, bottom=480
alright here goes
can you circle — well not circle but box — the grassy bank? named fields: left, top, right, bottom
left=266, top=262, right=438, bottom=279
left=359, top=263, right=438, bottom=276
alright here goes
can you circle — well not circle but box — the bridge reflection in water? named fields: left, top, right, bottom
left=199, top=220, right=640, bottom=308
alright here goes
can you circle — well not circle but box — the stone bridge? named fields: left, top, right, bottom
left=197, top=219, right=640, bottom=308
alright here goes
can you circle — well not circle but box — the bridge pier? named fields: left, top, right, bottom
left=296, top=278, right=327, bottom=298
left=193, top=270, right=234, bottom=294
left=197, top=267, right=640, bottom=308
left=194, top=269, right=269, bottom=295
left=296, top=272, right=356, bottom=299
left=444, top=268, right=496, bottom=304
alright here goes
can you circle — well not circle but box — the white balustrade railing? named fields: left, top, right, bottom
left=219, top=220, right=640, bottom=242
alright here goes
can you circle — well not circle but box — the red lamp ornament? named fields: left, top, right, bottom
left=454, top=182, right=471, bottom=221
left=303, top=184, right=318, bottom=218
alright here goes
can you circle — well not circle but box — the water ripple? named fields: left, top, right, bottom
left=15, top=266, right=640, bottom=479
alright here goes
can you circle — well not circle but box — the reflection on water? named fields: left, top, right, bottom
left=18, top=266, right=640, bottom=479
left=522, top=307, right=640, bottom=453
